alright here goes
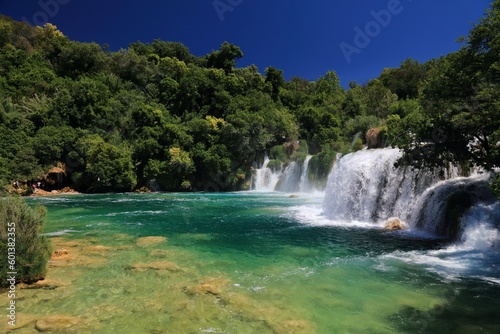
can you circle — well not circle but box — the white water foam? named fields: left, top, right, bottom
left=382, top=202, right=500, bottom=284
left=43, top=229, right=79, bottom=236
left=253, top=154, right=326, bottom=193
left=287, top=203, right=382, bottom=229
left=252, top=156, right=281, bottom=192
left=323, top=148, right=448, bottom=223
left=305, top=148, right=500, bottom=283
left=299, top=155, right=313, bottom=193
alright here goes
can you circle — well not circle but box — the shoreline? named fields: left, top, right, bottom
left=30, top=188, right=80, bottom=197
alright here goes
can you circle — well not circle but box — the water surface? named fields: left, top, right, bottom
left=10, top=192, right=500, bottom=333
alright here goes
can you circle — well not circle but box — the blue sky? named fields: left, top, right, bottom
left=0, top=0, right=492, bottom=87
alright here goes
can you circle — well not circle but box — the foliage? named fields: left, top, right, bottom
left=74, top=134, right=136, bottom=192
left=0, top=2, right=499, bottom=193
left=387, top=1, right=500, bottom=172
left=308, top=148, right=337, bottom=188
left=490, top=173, right=500, bottom=198
left=0, top=196, right=51, bottom=286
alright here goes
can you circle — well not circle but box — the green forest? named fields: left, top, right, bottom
left=0, top=0, right=499, bottom=194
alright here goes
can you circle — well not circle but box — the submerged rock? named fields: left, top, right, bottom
left=385, top=218, right=405, bottom=230
left=0, top=313, right=37, bottom=331
left=135, top=236, right=167, bottom=247
left=84, top=245, right=114, bottom=254
left=51, top=249, right=69, bottom=260
left=21, top=278, right=65, bottom=290
left=48, top=245, right=108, bottom=268
left=289, top=194, right=299, bottom=198
left=189, top=277, right=231, bottom=296
left=277, top=319, right=316, bottom=334
left=149, top=249, right=176, bottom=257
left=35, top=315, right=83, bottom=332
left=129, top=261, right=181, bottom=272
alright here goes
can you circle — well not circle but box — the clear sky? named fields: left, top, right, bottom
left=0, top=0, right=492, bottom=87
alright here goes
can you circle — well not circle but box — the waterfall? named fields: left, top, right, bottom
left=148, top=179, right=162, bottom=192
left=275, top=162, right=301, bottom=192
left=299, top=155, right=313, bottom=192
left=409, top=174, right=496, bottom=237
left=459, top=202, right=500, bottom=251
left=252, top=156, right=281, bottom=191
left=253, top=154, right=323, bottom=193
left=322, top=148, right=499, bottom=239
left=320, top=147, right=500, bottom=283
left=322, top=148, right=462, bottom=223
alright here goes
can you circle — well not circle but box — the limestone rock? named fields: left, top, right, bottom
left=277, top=319, right=316, bottom=334
left=22, top=278, right=65, bottom=290
left=84, top=245, right=113, bottom=254
left=34, top=315, right=82, bottom=332
left=385, top=218, right=405, bottom=230
left=189, top=277, right=231, bottom=296
left=129, top=261, right=180, bottom=272
left=0, top=313, right=37, bottom=331
left=366, top=127, right=386, bottom=149
left=51, top=249, right=69, bottom=260
left=149, top=249, right=175, bottom=257
left=135, top=236, right=167, bottom=247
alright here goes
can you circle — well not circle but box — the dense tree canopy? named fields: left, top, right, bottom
left=0, top=1, right=499, bottom=194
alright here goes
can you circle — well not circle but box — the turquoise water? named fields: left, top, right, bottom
left=14, top=192, right=500, bottom=333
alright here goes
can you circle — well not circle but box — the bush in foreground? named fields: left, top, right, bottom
left=0, top=197, right=51, bottom=286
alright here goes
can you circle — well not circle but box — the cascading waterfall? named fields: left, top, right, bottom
left=275, top=161, right=301, bottom=192
left=459, top=202, right=500, bottom=251
left=252, top=156, right=281, bottom=191
left=321, top=147, right=500, bottom=283
left=409, top=174, right=496, bottom=237
left=322, top=148, right=496, bottom=235
left=299, top=155, right=313, bottom=193
left=323, top=148, right=448, bottom=223
left=253, top=154, right=322, bottom=193
left=148, top=179, right=162, bottom=192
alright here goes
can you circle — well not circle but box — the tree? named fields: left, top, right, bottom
left=408, top=1, right=500, bottom=169
left=265, top=66, right=285, bottom=101
left=56, top=41, right=108, bottom=78
left=315, top=70, right=342, bottom=96
left=32, top=125, right=77, bottom=166
left=206, top=42, right=243, bottom=74
left=363, top=79, right=398, bottom=119
left=74, top=134, right=136, bottom=192
left=379, top=59, right=427, bottom=99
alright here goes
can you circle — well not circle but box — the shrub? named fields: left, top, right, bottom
left=267, top=159, right=282, bottom=172
left=269, top=144, right=287, bottom=163
left=308, top=148, right=337, bottom=188
left=0, top=197, right=51, bottom=286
